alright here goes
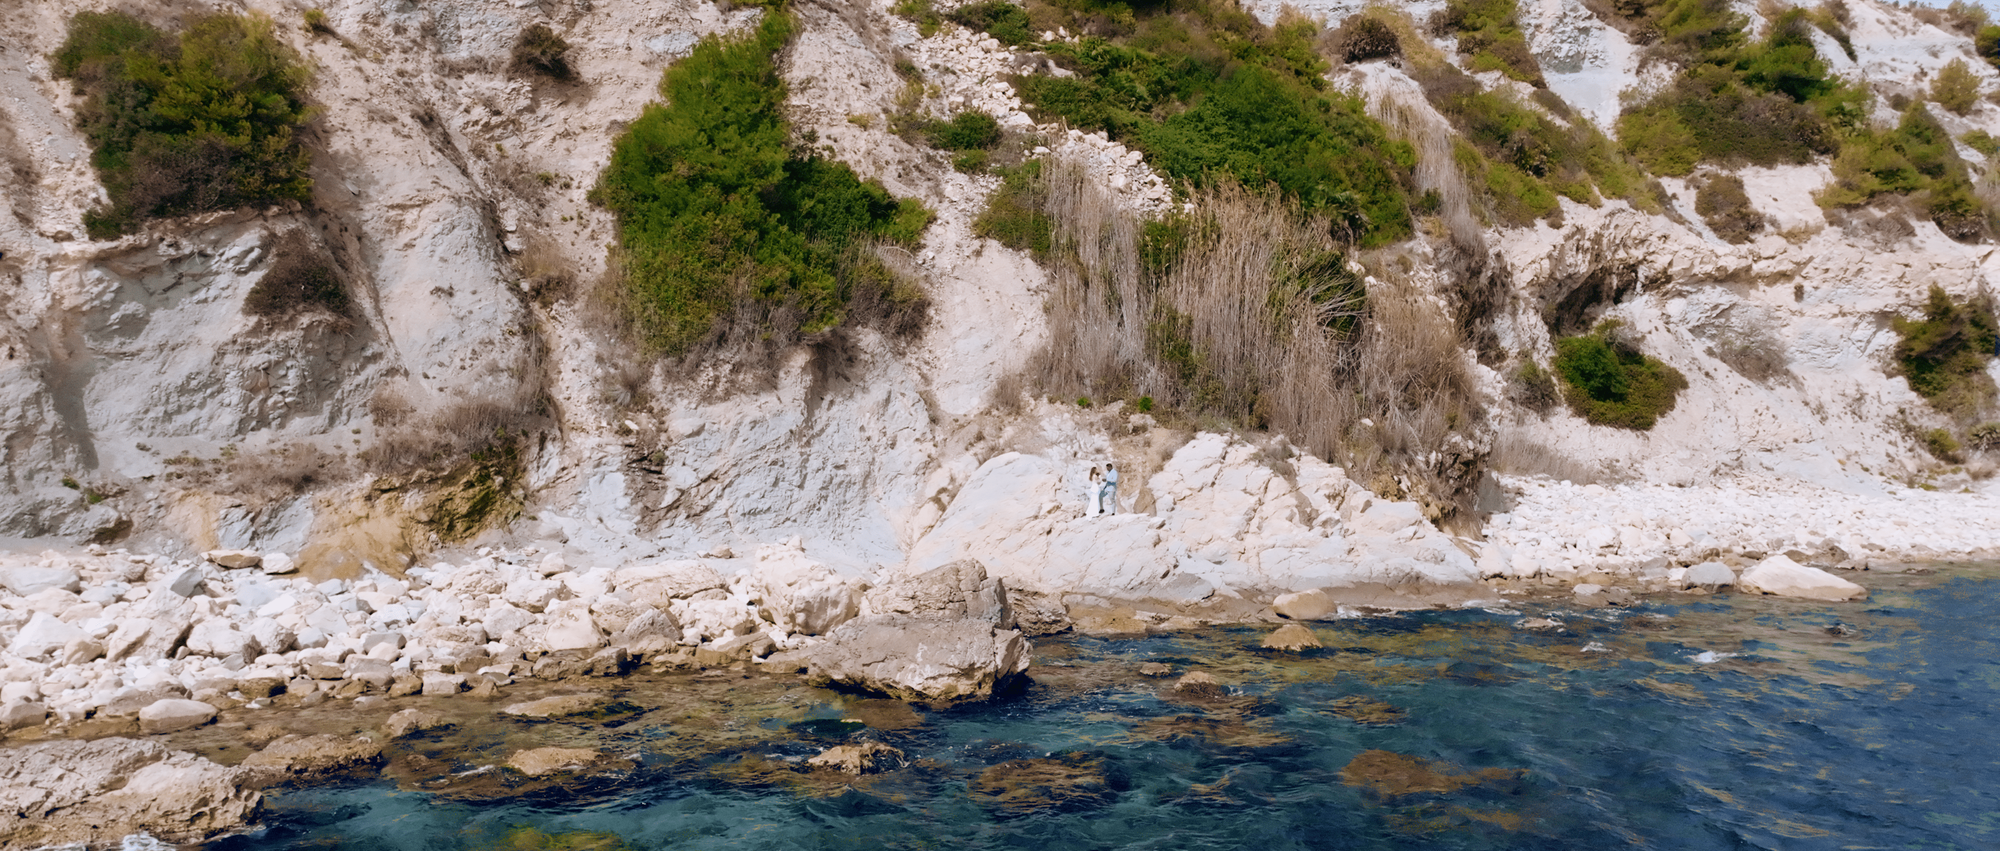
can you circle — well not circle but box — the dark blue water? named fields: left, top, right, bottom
left=202, top=565, right=2000, bottom=850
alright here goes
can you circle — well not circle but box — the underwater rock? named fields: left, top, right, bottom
left=384, top=708, right=452, bottom=738
left=807, top=741, right=906, bottom=774
left=507, top=746, right=614, bottom=778
left=1328, top=696, right=1406, bottom=726
left=1260, top=623, right=1322, bottom=651
left=239, top=734, right=386, bottom=788
left=1339, top=749, right=1524, bottom=798
left=969, top=751, right=1124, bottom=816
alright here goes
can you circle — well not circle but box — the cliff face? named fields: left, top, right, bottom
left=0, top=0, right=1996, bottom=579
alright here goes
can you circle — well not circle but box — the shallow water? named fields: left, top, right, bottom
left=201, top=563, right=2000, bottom=850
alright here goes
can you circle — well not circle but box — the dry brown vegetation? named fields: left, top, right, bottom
left=1011, top=155, right=1488, bottom=519
left=362, top=384, right=547, bottom=475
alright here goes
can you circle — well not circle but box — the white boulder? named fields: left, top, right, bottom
left=1738, top=555, right=1868, bottom=601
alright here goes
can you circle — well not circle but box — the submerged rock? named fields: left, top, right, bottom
left=502, top=693, right=637, bottom=721
left=969, top=751, right=1123, bottom=816
left=807, top=741, right=906, bottom=775
left=1339, top=749, right=1524, bottom=798
left=0, top=737, right=261, bottom=847
left=507, top=746, right=613, bottom=778
left=384, top=708, right=452, bottom=739
left=239, top=734, right=385, bottom=788
left=137, top=698, right=217, bottom=734
left=1738, top=555, right=1867, bottom=601
left=1260, top=623, right=1322, bottom=651
left=804, top=614, right=1031, bottom=706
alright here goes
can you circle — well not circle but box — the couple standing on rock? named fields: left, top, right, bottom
left=1086, top=463, right=1119, bottom=517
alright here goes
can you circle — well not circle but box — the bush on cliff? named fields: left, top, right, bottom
left=592, top=11, right=934, bottom=356
left=54, top=11, right=314, bottom=238
left=1552, top=322, right=1688, bottom=430
left=1006, top=0, right=1415, bottom=246
left=1891, top=285, right=1998, bottom=421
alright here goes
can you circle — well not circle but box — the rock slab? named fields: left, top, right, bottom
left=1738, top=555, right=1867, bottom=601
left=805, top=615, right=1031, bottom=706
left=0, top=737, right=261, bottom=847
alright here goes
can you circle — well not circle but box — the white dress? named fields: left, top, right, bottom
left=1086, top=478, right=1103, bottom=516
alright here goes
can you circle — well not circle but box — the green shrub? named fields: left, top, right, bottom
left=1552, top=322, right=1688, bottom=430
left=54, top=11, right=314, bottom=237
left=1614, top=5, right=1864, bottom=176
left=1922, top=427, right=1964, bottom=462
left=1430, top=0, right=1544, bottom=86
left=893, top=0, right=943, bottom=37
left=1965, top=130, right=2000, bottom=157
left=1010, top=0, right=1414, bottom=246
left=947, top=0, right=1035, bottom=46
left=1980, top=24, right=2000, bottom=70
left=244, top=230, right=348, bottom=319
left=1932, top=58, right=1981, bottom=116
left=1822, top=103, right=1987, bottom=241
left=1891, top=285, right=1998, bottom=420
left=592, top=11, right=933, bottom=355
left=974, top=160, right=1051, bottom=257
left=1694, top=173, right=1764, bottom=243
left=511, top=24, right=575, bottom=81
left=1414, top=62, right=1657, bottom=225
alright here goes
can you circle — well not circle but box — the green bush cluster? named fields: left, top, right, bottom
left=1429, top=0, right=1544, bottom=86
left=53, top=11, right=314, bottom=238
left=1615, top=4, right=1863, bottom=177
left=1931, top=58, right=1980, bottom=115
left=1414, top=62, right=1656, bottom=227
left=920, top=110, right=1003, bottom=171
left=1891, top=285, right=1998, bottom=420
left=1921, top=427, right=1964, bottom=463
left=973, top=160, right=1052, bottom=257
left=592, top=12, right=933, bottom=355
left=947, top=1, right=1036, bottom=46
left=1552, top=322, right=1688, bottom=430
left=1822, top=103, right=1987, bottom=242
left=1005, top=0, right=1414, bottom=246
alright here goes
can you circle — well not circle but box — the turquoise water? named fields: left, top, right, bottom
left=203, top=565, right=2000, bottom=850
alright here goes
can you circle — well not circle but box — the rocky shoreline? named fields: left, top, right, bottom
left=6, top=457, right=1996, bottom=846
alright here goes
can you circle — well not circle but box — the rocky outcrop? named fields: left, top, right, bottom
left=804, top=614, right=1031, bottom=706
left=863, top=558, right=1012, bottom=626
left=0, top=738, right=261, bottom=847
left=751, top=541, right=861, bottom=635
left=507, top=746, right=614, bottom=778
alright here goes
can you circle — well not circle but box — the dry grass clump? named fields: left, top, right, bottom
left=1487, top=432, right=1608, bottom=484
left=243, top=229, right=349, bottom=320
left=223, top=443, right=349, bottom=502
left=1012, top=153, right=1487, bottom=519
left=363, top=390, right=545, bottom=475
left=1694, top=173, right=1766, bottom=244
left=1331, top=14, right=1401, bottom=63
left=511, top=24, right=575, bottom=82
left=1707, top=323, right=1791, bottom=383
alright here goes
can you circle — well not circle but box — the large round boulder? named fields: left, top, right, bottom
left=803, top=615, right=1031, bottom=706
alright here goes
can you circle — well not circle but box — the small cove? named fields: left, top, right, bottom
left=195, top=563, right=2000, bottom=850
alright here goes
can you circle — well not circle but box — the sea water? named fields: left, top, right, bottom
left=200, top=563, right=2000, bottom=850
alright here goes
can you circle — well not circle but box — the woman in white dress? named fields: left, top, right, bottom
left=1086, top=466, right=1103, bottom=516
